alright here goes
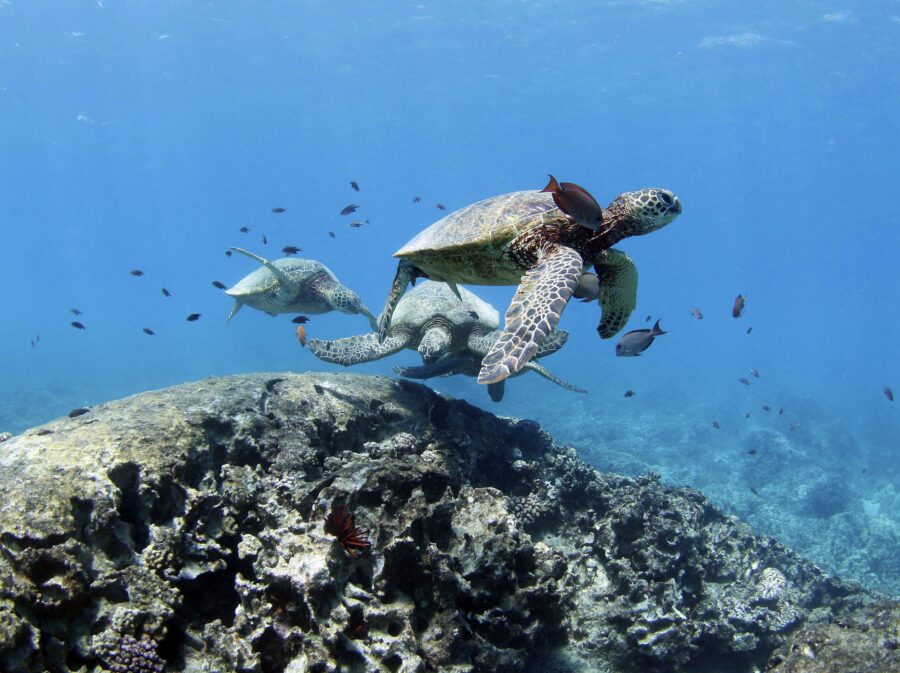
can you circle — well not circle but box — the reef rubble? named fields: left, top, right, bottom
left=0, top=373, right=895, bottom=673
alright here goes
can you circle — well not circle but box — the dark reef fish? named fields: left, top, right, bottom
left=212, top=281, right=226, bottom=289
left=71, top=321, right=86, bottom=330
left=886, top=386, right=895, bottom=402
left=689, top=307, right=703, bottom=320
left=225, top=250, right=233, bottom=257
left=435, top=203, right=446, bottom=211
left=68, top=407, right=90, bottom=418
left=645, top=315, right=652, bottom=322
left=750, top=368, right=759, bottom=378
left=350, top=181, right=359, bottom=192
left=162, top=288, right=172, bottom=297
left=186, top=313, right=201, bottom=322
left=779, top=407, right=784, bottom=415
left=624, top=390, right=635, bottom=398
left=142, top=327, right=155, bottom=335
left=281, top=246, right=302, bottom=255
left=541, top=174, right=603, bottom=231
left=324, top=501, right=371, bottom=558
left=272, top=207, right=286, bottom=213
left=790, top=421, right=801, bottom=431
left=712, top=421, right=720, bottom=429
left=70, top=308, right=82, bottom=315
left=292, top=315, right=310, bottom=324
left=746, top=326, right=753, bottom=334
left=412, top=196, right=421, bottom=203
left=328, top=231, right=336, bottom=238
left=573, top=273, right=600, bottom=302
left=261, top=234, right=268, bottom=244
left=239, top=226, right=250, bottom=233
left=739, top=377, right=750, bottom=386
left=615, top=320, right=666, bottom=357
left=130, top=269, right=144, bottom=277
left=340, top=204, right=359, bottom=216
left=350, top=221, right=363, bottom=228
left=747, top=447, right=757, bottom=454
left=732, top=294, right=746, bottom=318
left=762, top=405, right=770, bottom=412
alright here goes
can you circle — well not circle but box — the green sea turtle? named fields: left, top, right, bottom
left=225, top=247, right=377, bottom=328
left=307, top=281, right=582, bottom=401
left=376, top=182, right=682, bottom=385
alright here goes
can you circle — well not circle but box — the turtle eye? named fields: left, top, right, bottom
left=659, top=191, right=674, bottom=207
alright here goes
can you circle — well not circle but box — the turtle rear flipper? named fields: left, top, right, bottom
left=230, top=247, right=301, bottom=295
left=307, top=333, right=407, bottom=366
left=477, top=246, right=583, bottom=385
left=594, top=248, right=638, bottom=339
left=226, top=300, right=243, bottom=323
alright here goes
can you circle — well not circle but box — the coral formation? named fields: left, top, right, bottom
left=0, top=373, right=893, bottom=673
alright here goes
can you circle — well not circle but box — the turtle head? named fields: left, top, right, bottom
left=602, top=188, right=682, bottom=242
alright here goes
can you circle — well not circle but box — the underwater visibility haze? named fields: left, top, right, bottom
left=1, top=0, right=899, bottom=614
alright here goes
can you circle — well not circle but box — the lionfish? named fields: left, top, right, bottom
left=324, top=502, right=371, bottom=558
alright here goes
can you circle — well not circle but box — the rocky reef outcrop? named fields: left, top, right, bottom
left=0, top=373, right=892, bottom=673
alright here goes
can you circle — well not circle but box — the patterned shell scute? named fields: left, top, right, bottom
left=391, top=282, right=499, bottom=332
left=394, top=191, right=562, bottom=258
left=226, top=258, right=336, bottom=298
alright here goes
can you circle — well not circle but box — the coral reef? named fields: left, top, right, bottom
left=0, top=373, right=893, bottom=673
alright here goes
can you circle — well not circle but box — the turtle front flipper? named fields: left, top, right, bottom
left=467, top=329, right=569, bottom=358
left=230, top=247, right=301, bottom=295
left=594, top=248, right=638, bottom=339
left=377, top=261, right=423, bottom=341
left=477, top=245, right=583, bottom=385
left=321, top=279, right=378, bottom=330
left=522, top=361, right=587, bottom=394
left=307, top=332, right=407, bottom=366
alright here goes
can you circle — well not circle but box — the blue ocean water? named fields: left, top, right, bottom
left=1, top=2, right=897, bottom=590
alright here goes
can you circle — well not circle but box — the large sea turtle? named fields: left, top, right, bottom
left=307, top=281, right=582, bottom=401
left=225, top=247, right=377, bottom=328
left=377, top=182, right=682, bottom=385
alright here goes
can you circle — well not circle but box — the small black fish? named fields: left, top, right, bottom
left=739, top=377, right=750, bottom=386
left=272, top=207, right=286, bottom=213
left=30, top=339, right=35, bottom=349
left=467, top=310, right=479, bottom=320
left=645, top=315, right=652, bottom=322
left=750, top=486, right=759, bottom=496
left=68, top=407, right=90, bottom=418
left=747, top=448, right=757, bottom=454
left=412, top=196, right=421, bottom=203
left=779, top=407, right=784, bottom=415
left=624, top=390, right=635, bottom=398
left=292, top=315, right=310, bottom=324
left=340, top=204, right=359, bottom=216
left=689, top=307, right=703, bottom=320
left=262, top=234, right=267, bottom=244
left=732, top=294, right=746, bottom=318
left=886, top=386, right=895, bottom=402
left=71, top=321, right=86, bottom=330
left=762, top=405, right=770, bottom=412
left=745, top=412, right=753, bottom=418
left=350, top=181, right=359, bottom=192
left=712, top=421, right=720, bottom=429
left=130, top=269, right=144, bottom=277
left=435, top=203, right=446, bottom=211
left=790, top=422, right=801, bottom=431
left=142, top=327, right=155, bottom=335
left=328, top=231, right=336, bottom=238
left=186, top=313, right=201, bottom=322
left=541, top=174, right=603, bottom=231
left=162, top=288, right=172, bottom=297
left=615, top=320, right=666, bottom=356
left=350, top=221, right=363, bottom=228
left=282, top=246, right=302, bottom=255
left=239, top=226, right=250, bottom=233
left=225, top=250, right=233, bottom=257
left=746, top=326, right=753, bottom=334
left=212, top=281, right=226, bottom=290
left=750, top=368, right=759, bottom=378
left=70, top=308, right=82, bottom=316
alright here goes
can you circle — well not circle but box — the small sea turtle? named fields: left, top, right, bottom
left=377, top=182, right=682, bottom=384
left=307, top=282, right=582, bottom=401
left=225, top=247, right=376, bottom=328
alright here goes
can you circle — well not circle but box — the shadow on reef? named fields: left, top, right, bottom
left=0, top=373, right=896, bottom=673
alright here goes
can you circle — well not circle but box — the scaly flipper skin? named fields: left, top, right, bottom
left=377, top=260, right=416, bottom=341
left=467, top=329, right=569, bottom=358
left=393, top=356, right=471, bottom=380
left=521, top=361, right=587, bottom=394
left=323, top=281, right=378, bottom=330
left=477, top=245, right=583, bottom=384
left=230, top=247, right=301, bottom=295
left=307, top=332, right=408, bottom=366
left=594, top=248, right=638, bottom=339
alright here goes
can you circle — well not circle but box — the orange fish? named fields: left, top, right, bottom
left=732, top=294, right=747, bottom=318
left=296, top=325, right=307, bottom=347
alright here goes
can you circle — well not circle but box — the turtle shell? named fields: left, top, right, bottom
left=395, top=190, right=565, bottom=257
left=390, top=282, right=499, bottom=332
left=225, top=258, right=334, bottom=298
